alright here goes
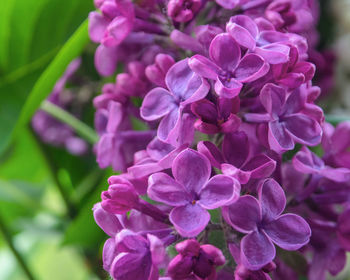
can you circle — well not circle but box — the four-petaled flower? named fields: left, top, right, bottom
left=245, top=83, right=322, bottom=153
left=223, top=178, right=311, bottom=270
left=168, top=239, right=226, bottom=280
left=189, top=33, right=269, bottom=99
left=141, top=59, right=209, bottom=145
left=148, top=149, right=241, bottom=237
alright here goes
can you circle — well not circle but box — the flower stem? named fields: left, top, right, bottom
left=0, top=214, right=36, bottom=280
left=40, top=100, right=99, bottom=144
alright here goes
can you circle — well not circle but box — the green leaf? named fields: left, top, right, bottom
left=62, top=183, right=107, bottom=248
left=62, top=169, right=113, bottom=248
left=14, top=19, right=90, bottom=145
left=0, top=0, right=93, bottom=154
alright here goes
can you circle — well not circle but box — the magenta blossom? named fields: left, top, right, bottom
left=167, top=0, right=202, bottom=23
left=223, top=179, right=311, bottom=270
left=148, top=149, right=240, bottom=237
left=191, top=97, right=241, bottom=134
left=141, top=59, right=209, bottom=145
left=322, top=121, right=350, bottom=169
left=293, top=146, right=350, bottom=183
left=168, top=239, right=225, bottom=280
left=96, top=101, right=155, bottom=171
left=226, top=15, right=291, bottom=64
left=107, top=230, right=166, bottom=280
left=189, top=33, right=269, bottom=98
left=245, top=83, right=322, bottom=153
left=198, top=131, right=276, bottom=184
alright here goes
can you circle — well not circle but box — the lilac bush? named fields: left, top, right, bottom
left=87, top=0, right=350, bottom=279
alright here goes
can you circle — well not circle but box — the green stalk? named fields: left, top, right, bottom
left=40, top=100, right=98, bottom=144
left=0, top=214, right=36, bottom=280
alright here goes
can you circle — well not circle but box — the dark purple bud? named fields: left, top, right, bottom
left=167, top=0, right=202, bottom=23
left=101, top=177, right=139, bottom=214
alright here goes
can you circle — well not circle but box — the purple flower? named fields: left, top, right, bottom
left=229, top=242, right=274, bottom=280
left=167, top=0, right=202, bottom=23
left=101, top=176, right=139, bottom=214
left=322, top=121, right=350, bottom=169
left=245, top=83, right=322, bottom=153
left=223, top=178, right=311, bottom=270
left=226, top=15, right=291, bottom=64
left=32, top=58, right=88, bottom=155
left=308, top=219, right=347, bottom=280
left=89, top=0, right=134, bottom=47
left=145, top=54, right=175, bottom=88
left=215, top=0, right=268, bottom=10
left=272, top=46, right=315, bottom=89
left=337, top=208, right=350, bottom=252
left=128, top=137, right=187, bottom=179
left=108, top=230, right=166, bottom=280
left=115, top=61, right=150, bottom=97
left=170, top=25, right=223, bottom=55
left=148, top=149, right=240, bottom=237
left=96, top=101, right=155, bottom=171
left=167, top=239, right=225, bottom=280
left=89, top=0, right=135, bottom=76
left=93, top=203, right=124, bottom=237
left=292, top=146, right=350, bottom=183
left=189, top=33, right=269, bottom=98
left=141, top=59, right=209, bottom=144
left=198, top=131, right=276, bottom=184
left=191, top=97, right=241, bottom=134
left=265, top=0, right=314, bottom=32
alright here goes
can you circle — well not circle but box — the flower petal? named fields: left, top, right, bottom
left=283, top=114, right=322, bottom=146
left=264, top=214, right=311, bottom=250
left=214, top=77, right=242, bottom=99
left=258, top=179, right=286, bottom=221
left=93, top=203, right=123, bottom=236
left=197, top=141, right=224, bottom=169
left=199, top=175, right=240, bottom=209
left=148, top=173, right=191, bottom=206
left=158, top=108, right=180, bottom=142
left=166, top=59, right=209, bottom=104
left=241, top=230, right=276, bottom=271
left=234, top=54, right=270, bottom=83
left=103, top=238, right=117, bottom=272
left=226, top=15, right=258, bottom=50
left=141, top=88, right=176, bottom=121
left=223, top=195, right=261, bottom=233
left=320, top=167, right=350, bottom=183
left=255, top=43, right=290, bottom=64
left=88, top=12, right=109, bottom=43
left=94, top=45, right=119, bottom=76
left=189, top=55, right=220, bottom=80
left=209, top=33, right=241, bottom=71
left=268, top=121, right=294, bottom=152
left=107, top=16, right=133, bottom=46
left=111, top=252, right=150, bottom=280
left=260, top=83, right=286, bottom=116
left=173, top=149, right=211, bottom=194
left=242, top=154, right=276, bottom=179
left=222, top=131, right=249, bottom=168
left=170, top=204, right=210, bottom=237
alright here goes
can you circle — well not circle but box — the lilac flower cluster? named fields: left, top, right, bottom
left=89, top=1, right=349, bottom=279
left=32, top=58, right=88, bottom=155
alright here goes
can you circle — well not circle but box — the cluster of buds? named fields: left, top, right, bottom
left=88, top=1, right=350, bottom=279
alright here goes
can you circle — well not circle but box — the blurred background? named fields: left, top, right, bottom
left=0, top=0, right=349, bottom=279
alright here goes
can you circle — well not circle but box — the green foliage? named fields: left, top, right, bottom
left=0, top=0, right=93, bottom=154
left=0, top=0, right=114, bottom=279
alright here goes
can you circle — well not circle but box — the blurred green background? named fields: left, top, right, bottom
left=0, top=0, right=112, bottom=279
